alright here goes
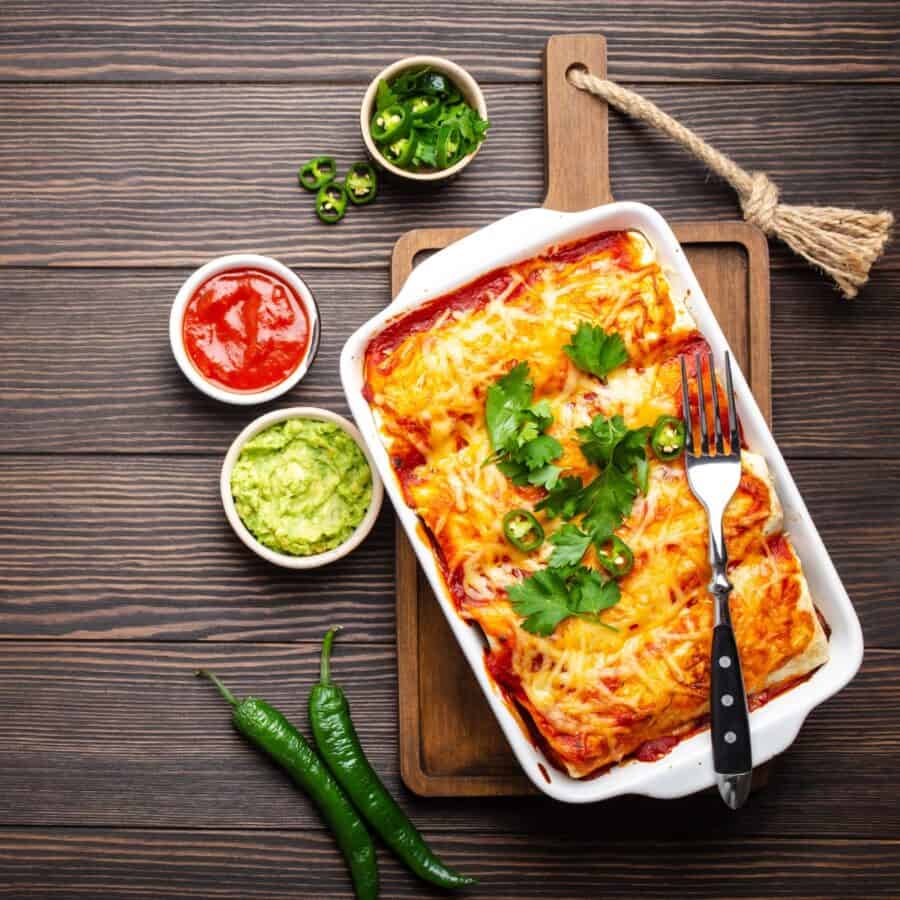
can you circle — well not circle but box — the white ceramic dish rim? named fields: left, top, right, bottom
left=359, top=55, right=488, bottom=182
left=220, top=406, right=384, bottom=570
left=339, top=200, right=864, bottom=803
left=170, top=253, right=321, bottom=406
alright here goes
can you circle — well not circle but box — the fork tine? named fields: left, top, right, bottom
left=709, top=355, right=725, bottom=455
left=694, top=352, right=709, bottom=455
left=724, top=351, right=740, bottom=456
left=680, top=355, right=695, bottom=456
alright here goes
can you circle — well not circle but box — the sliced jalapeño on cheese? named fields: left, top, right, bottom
left=503, top=508, right=544, bottom=553
left=596, top=535, right=634, bottom=578
left=651, top=414, right=686, bottom=461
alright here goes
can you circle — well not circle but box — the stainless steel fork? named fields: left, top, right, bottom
left=681, top=350, right=753, bottom=810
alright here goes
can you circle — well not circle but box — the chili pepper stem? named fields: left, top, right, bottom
left=319, top=627, right=342, bottom=685
left=196, top=669, right=240, bottom=708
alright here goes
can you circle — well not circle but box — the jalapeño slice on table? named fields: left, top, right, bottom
left=345, top=162, right=378, bottom=205
left=316, top=181, right=348, bottom=224
left=298, top=156, right=337, bottom=191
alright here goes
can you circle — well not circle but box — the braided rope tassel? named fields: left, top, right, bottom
left=569, top=68, right=894, bottom=299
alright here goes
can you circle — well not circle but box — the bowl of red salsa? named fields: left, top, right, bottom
left=170, top=254, right=320, bottom=404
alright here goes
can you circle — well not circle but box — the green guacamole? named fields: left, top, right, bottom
left=230, top=418, right=373, bottom=557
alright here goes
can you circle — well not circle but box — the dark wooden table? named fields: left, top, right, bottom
left=1, top=4, right=898, bottom=898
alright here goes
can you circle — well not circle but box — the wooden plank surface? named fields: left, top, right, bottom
left=0, top=456, right=895, bottom=644
left=1, top=1, right=897, bottom=83
left=2, top=10, right=899, bottom=899
left=2, top=266, right=898, bottom=457
left=0, top=83, right=898, bottom=268
left=2, top=830, right=898, bottom=899
left=0, top=642, right=894, bottom=838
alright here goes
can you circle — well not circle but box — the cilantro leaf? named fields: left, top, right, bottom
left=375, top=78, right=398, bottom=111
left=535, top=475, right=584, bottom=520
left=508, top=564, right=621, bottom=636
left=563, top=322, right=629, bottom=381
left=577, top=414, right=629, bottom=468
left=526, top=464, right=562, bottom=490
left=548, top=524, right=592, bottom=568
left=613, top=425, right=652, bottom=471
left=520, top=434, right=564, bottom=470
left=485, top=364, right=562, bottom=485
left=485, top=362, right=533, bottom=453
left=579, top=466, right=639, bottom=539
left=633, top=455, right=649, bottom=494
left=569, top=567, right=621, bottom=615
left=507, top=569, right=573, bottom=636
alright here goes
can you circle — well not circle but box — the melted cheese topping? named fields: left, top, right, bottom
left=365, top=230, right=828, bottom=778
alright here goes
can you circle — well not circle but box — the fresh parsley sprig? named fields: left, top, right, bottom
left=563, top=322, right=628, bottom=381
left=507, top=565, right=621, bottom=636
left=484, top=363, right=563, bottom=489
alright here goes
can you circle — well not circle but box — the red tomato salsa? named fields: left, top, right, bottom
left=182, top=267, right=310, bottom=392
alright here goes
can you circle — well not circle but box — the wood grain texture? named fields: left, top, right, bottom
left=2, top=830, right=898, bottom=899
left=0, top=642, right=898, bottom=842
left=0, top=458, right=895, bottom=645
left=543, top=34, right=611, bottom=209
left=1, top=11, right=899, bottom=897
left=1, top=83, right=898, bottom=268
left=0, top=457, right=395, bottom=641
left=4, top=264, right=898, bottom=457
left=1, top=1, right=897, bottom=83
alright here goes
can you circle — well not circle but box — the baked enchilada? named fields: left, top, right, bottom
left=363, top=230, right=829, bottom=779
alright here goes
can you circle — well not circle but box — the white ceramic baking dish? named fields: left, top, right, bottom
left=340, top=201, right=864, bottom=803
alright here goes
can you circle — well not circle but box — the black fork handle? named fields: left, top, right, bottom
left=710, top=621, right=753, bottom=779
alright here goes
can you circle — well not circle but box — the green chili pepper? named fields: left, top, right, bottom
left=382, top=134, right=415, bottom=168
left=370, top=103, right=410, bottom=143
left=197, top=670, right=378, bottom=900
left=345, top=162, right=378, bottom=205
left=316, top=181, right=348, bottom=224
left=596, top=535, right=634, bottom=577
left=309, top=628, right=476, bottom=891
left=416, top=71, right=451, bottom=96
left=407, top=94, right=442, bottom=124
left=502, top=508, right=544, bottom=553
left=436, top=122, right=463, bottom=168
left=651, top=414, right=686, bottom=460
left=298, top=156, right=337, bottom=191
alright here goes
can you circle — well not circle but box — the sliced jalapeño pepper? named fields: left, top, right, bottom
left=316, top=181, right=348, bottom=224
left=382, top=134, right=415, bottom=168
left=596, top=535, right=634, bottom=577
left=370, top=103, right=410, bottom=144
left=407, top=94, right=441, bottom=125
left=345, top=162, right=377, bottom=205
left=436, top=123, right=463, bottom=168
left=503, top=509, right=544, bottom=553
left=651, top=414, right=686, bottom=460
left=298, top=156, right=336, bottom=191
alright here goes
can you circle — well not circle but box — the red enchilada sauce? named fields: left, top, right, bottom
left=182, top=268, right=310, bottom=392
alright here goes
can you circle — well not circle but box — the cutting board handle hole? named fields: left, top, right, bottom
left=565, top=62, right=589, bottom=81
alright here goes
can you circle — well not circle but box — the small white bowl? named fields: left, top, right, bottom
left=170, top=254, right=321, bottom=405
left=360, top=55, right=488, bottom=183
left=221, top=406, right=384, bottom=569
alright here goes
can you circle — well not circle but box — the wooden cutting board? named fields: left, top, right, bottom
left=392, top=34, right=771, bottom=796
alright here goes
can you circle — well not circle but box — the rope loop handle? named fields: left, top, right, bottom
left=568, top=67, right=893, bottom=299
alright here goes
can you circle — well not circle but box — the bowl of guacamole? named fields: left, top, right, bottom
left=221, top=407, right=383, bottom=568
